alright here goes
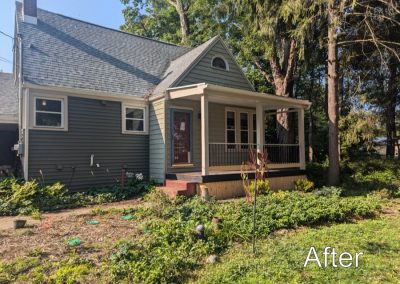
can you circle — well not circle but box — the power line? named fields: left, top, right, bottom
left=0, top=56, right=12, bottom=64
left=0, top=30, right=14, bottom=40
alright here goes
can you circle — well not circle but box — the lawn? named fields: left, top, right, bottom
left=191, top=200, right=400, bottom=284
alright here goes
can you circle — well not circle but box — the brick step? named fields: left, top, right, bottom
left=165, top=179, right=197, bottom=192
left=158, top=180, right=198, bottom=198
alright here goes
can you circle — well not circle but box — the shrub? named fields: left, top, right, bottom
left=0, top=177, right=155, bottom=216
left=313, top=186, right=343, bottom=197
left=293, top=178, right=314, bottom=192
left=249, top=179, right=271, bottom=195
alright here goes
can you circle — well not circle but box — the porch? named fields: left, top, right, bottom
left=165, top=83, right=311, bottom=176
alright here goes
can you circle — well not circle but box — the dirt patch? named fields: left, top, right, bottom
left=0, top=210, right=140, bottom=262
left=380, top=199, right=400, bottom=218
left=0, top=198, right=143, bottom=231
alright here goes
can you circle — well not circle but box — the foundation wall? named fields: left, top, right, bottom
left=199, top=175, right=306, bottom=200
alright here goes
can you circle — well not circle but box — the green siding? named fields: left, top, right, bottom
left=165, top=99, right=201, bottom=172
left=165, top=100, right=255, bottom=173
left=149, top=99, right=166, bottom=183
left=177, top=41, right=253, bottom=91
left=29, top=96, right=149, bottom=191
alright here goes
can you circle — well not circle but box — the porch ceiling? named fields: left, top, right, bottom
left=166, top=83, right=311, bottom=109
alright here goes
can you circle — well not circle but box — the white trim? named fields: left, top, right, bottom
left=121, top=104, right=149, bottom=135
left=298, top=108, right=306, bottom=170
left=201, top=93, right=209, bottom=175
left=23, top=14, right=37, bottom=25
left=33, top=97, right=64, bottom=129
left=30, top=94, right=68, bottom=131
left=23, top=83, right=147, bottom=104
left=211, top=55, right=229, bottom=71
left=167, top=83, right=312, bottom=109
left=0, top=115, right=18, bottom=124
left=23, top=88, right=29, bottom=180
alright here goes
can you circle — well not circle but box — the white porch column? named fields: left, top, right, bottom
left=201, top=93, right=209, bottom=175
left=298, top=108, right=306, bottom=169
left=256, top=104, right=264, bottom=156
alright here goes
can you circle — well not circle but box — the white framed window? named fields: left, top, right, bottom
left=225, top=108, right=256, bottom=150
left=226, top=110, right=236, bottom=149
left=211, top=56, right=229, bottom=71
left=122, top=105, right=147, bottom=134
left=33, top=96, right=67, bottom=130
left=253, top=113, right=257, bottom=144
left=239, top=112, right=249, bottom=149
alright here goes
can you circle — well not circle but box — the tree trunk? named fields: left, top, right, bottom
left=270, top=39, right=296, bottom=144
left=327, top=2, right=340, bottom=186
left=175, top=0, right=190, bottom=45
left=385, top=57, right=398, bottom=158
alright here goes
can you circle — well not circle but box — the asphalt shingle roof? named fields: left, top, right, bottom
left=0, top=72, right=18, bottom=124
left=16, top=2, right=194, bottom=97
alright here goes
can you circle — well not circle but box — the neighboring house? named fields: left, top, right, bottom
left=13, top=0, right=311, bottom=197
left=0, top=72, right=18, bottom=175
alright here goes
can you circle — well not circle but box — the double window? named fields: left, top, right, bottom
left=34, top=96, right=66, bottom=129
left=122, top=105, right=147, bottom=134
left=225, top=109, right=256, bottom=149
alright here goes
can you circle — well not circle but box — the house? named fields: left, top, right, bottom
left=0, top=72, right=19, bottom=176
left=12, top=0, right=311, bottom=198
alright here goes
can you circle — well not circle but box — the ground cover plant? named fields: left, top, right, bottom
left=0, top=157, right=398, bottom=283
left=107, top=189, right=381, bottom=283
left=0, top=177, right=153, bottom=216
left=191, top=208, right=400, bottom=283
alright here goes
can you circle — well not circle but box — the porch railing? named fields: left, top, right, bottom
left=209, top=143, right=300, bottom=167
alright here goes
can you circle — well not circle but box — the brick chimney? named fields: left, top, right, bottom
left=23, top=0, right=37, bottom=25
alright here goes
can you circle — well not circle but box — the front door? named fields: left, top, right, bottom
left=172, top=109, right=192, bottom=164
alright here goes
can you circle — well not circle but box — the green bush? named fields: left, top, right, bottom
left=0, top=177, right=154, bottom=216
left=249, top=179, right=271, bottom=195
left=293, top=178, right=314, bottom=192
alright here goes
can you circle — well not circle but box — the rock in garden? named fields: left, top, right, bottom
left=206, top=254, right=217, bottom=264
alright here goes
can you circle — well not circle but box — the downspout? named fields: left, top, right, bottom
left=17, top=33, right=29, bottom=180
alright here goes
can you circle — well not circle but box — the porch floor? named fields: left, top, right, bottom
left=166, top=168, right=306, bottom=183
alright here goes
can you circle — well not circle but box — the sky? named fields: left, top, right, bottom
left=0, top=0, right=126, bottom=73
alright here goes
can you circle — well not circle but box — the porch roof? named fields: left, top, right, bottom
left=165, top=83, right=311, bottom=109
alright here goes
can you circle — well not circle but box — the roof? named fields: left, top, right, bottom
left=152, top=36, right=219, bottom=95
left=0, top=72, right=18, bottom=124
left=16, top=2, right=191, bottom=97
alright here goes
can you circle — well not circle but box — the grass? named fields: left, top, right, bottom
left=191, top=204, right=400, bottom=283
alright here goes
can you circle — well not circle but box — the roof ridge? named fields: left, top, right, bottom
left=16, top=0, right=191, bottom=50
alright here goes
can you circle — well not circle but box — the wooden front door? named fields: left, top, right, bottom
left=172, top=109, right=192, bottom=164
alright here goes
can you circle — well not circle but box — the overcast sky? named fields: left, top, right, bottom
left=0, top=0, right=126, bottom=73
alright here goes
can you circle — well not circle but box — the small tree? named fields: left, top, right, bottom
left=241, top=148, right=269, bottom=254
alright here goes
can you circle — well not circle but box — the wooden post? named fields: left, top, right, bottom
left=256, top=104, right=264, bottom=156
left=298, top=108, right=306, bottom=170
left=201, top=93, right=209, bottom=176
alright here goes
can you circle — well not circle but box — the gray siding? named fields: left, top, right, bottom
left=149, top=99, right=166, bottom=183
left=177, top=41, right=253, bottom=91
left=29, top=96, right=149, bottom=191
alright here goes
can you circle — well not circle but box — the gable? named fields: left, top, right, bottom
left=175, top=40, right=254, bottom=91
